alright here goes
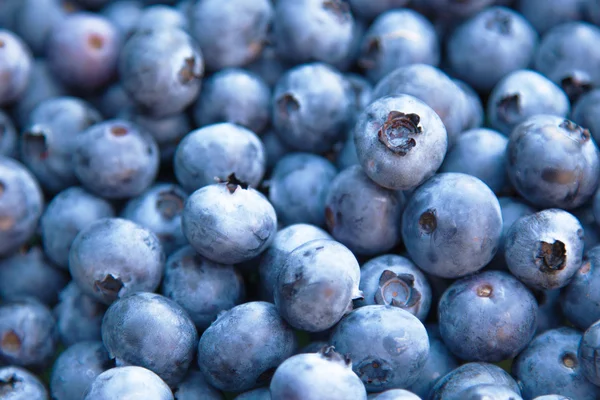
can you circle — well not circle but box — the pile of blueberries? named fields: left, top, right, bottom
left=3, top=0, right=600, bottom=399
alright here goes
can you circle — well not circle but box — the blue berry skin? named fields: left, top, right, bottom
left=246, top=45, right=288, bottom=89
left=506, top=115, right=600, bottom=209
left=337, top=132, right=360, bottom=171
left=12, top=0, right=67, bottom=56
left=438, top=270, right=537, bottom=362
left=586, top=0, right=600, bottom=25
left=193, top=69, right=271, bottom=134
left=331, top=305, right=429, bottom=391
left=73, top=120, right=160, bottom=199
left=262, top=130, right=291, bottom=170
left=20, top=97, right=103, bottom=193
left=100, top=0, right=143, bottom=41
left=0, top=30, right=32, bottom=106
left=357, top=255, right=431, bottom=322
left=444, top=384, right=523, bottom=400
left=121, top=183, right=187, bottom=256
left=429, top=362, right=521, bottom=400
left=0, top=299, right=57, bottom=369
left=505, top=209, right=584, bottom=290
left=182, top=182, right=277, bottom=264
left=354, top=95, right=448, bottom=191
left=102, top=292, right=198, bottom=387
left=269, top=153, right=337, bottom=227
left=54, top=282, right=107, bottom=347
left=190, top=0, right=272, bottom=70
left=134, top=5, right=188, bottom=33
left=579, top=320, right=600, bottom=386
left=447, top=7, right=538, bottom=92
left=161, top=245, right=245, bottom=331
left=119, top=28, right=203, bottom=118
left=440, top=129, right=510, bottom=196
left=47, top=13, right=121, bottom=93
left=496, top=197, right=536, bottom=260
left=534, top=289, right=564, bottom=334
left=0, top=110, right=16, bottom=157
left=83, top=366, right=174, bottom=400
left=348, top=0, right=410, bottom=21
left=0, top=157, right=44, bottom=258
left=0, top=366, right=49, bottom=400
left=41, top=187, right=115, bottom=269
left=95, top=83, right=135, bottom=119
left=174, top=370, right=224, bottom=400
left=258, top=223, right=332, bottom=302
left=401, top=173, right=502, bottom=279
left=234, top=387, right=271, bottom=400
left=0, top=246, right=68, bottom=306
left=487, top=70, right=570, bottom=136
left=518, top=0, right=586, bottom=34
left=358, top=9, right=439, bottom=83
left=274, top=239, right=362, bottom=332
left=50, top=341, right=112, bottom=400
left=561, top=246, right=600, bottom=330
left=512, top=327, right=600, bottom=400
left=534, top=22, right=600, bottom=101
left=571, top=89, right=600, bottom=144
left=532, top=396, right=572, bottom=400
left=371, top=389, right=421, bottom=400
left=272, top=63, right=352, bottom=153
left=69, top=218, right=165, bottom=305
left=346, top=73, right=373, bottom=114
left=418, top=0, right=495, bottom=19
left=454, top=79, right=485, bottom=131
left=197, top=301, right=297, bottom=392
left=269, top=347, right=368, bottom=400
left=273, top=0, right=354, bottom=66
left=174, top=123, right=266, bottom=193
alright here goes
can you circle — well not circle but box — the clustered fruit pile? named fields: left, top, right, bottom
left=1, top=0, right=600, bottom=399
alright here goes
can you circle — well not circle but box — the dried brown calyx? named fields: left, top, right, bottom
left=22, top=128, right=50, bottom=160
left=156, top=190, right=185, bottom=220
left=277, top=93, right=300, bottom=118
left=322, top=0, right=351, bottom=23
left=485, top=11, right=512, bottom=34
left=179, top=57, right=202, bottom=84
left=497, top=94, right=520, bottom=123
left=377, top=111, right=422, bottom=155
left=536, top=240, right=567, bottom=273
left=561, top=74, right=593, bottom=103
left=419, top=209, right=437, bottom=234
left=560, top=119, right=590, bottom=143
left=0, top=374, right=22, bottom=395
left=87, top=33, right=105, bottom=50
left=94, top=274, right=124, bottom=299
left=0, top=330, right=21, bottom=353
left=359, top=38, right=381, bottom=70
left=218, top=173, right=249, bottom=194
left=375, top=270, right=422, bottom=309
left=477, top=284, right=493, bottom=298
left=110, top=125, right=128, bottom=137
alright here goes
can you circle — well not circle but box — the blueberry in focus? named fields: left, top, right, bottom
left=578, top=320, right=600, bottom=386
left=561, top=245, right=600, bottom=330
left=83, top=366, right=174, bottom=400
left=371, top=389, right=421, bottom=400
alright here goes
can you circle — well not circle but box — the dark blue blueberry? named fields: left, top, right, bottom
left=20, top=96, right=103, bottom=193
left=418, top=0, right=495, bottom=18
left=134, top=5, right=188, bottom=33
left=83, top=366, right=174, bottom=400
left=161, top=245, right=245, bottom=330
left=357, top=254, right=431, bottom=322
left=269, top=347, right=367, bottom=400
left=532, top=396, right=572, bottom=400
left=121, top=183, right=187, bottom=255
left=69, top=218, right=165, bottom=305
left=0, top=245, right=68, bottom=306
left=246, top=45, right=288, bottom=88
left=173, top=370, right=223, bottom=400
left=193, top=69, right=271, bottom=134
left=74, top=0, right=113, bottom=9
left=330, top=305, right=429, bottom=391
left=274, top=239, right=361, bottom=332
left=12, top=0, right=67, bottom=56
left=505, top=209, right=584, bottom=290
left=119, top=28, right=203, bottom=118
left=346, top=73, right=373, bottom=115
left=518, top=0, right=586, bottom=34
left=454, top=79, right=485, bottom=131
left=174, top=123, right=266, bottom=193
left=234, top=387, right=271, bottom=400
left=348, top=0, right=410, bottom=21
left=47, top=12, right=121, bottom=92
left=258, top=223, right=332, bottom=302
left=337, top=132, right=360, bottom=171
left=0, top=0, right=20, bottom=31
left=100, top=0, right=143, bottom=41
left=571, top=89, right=600, bottom=144
left=182, top=181, right=277, bottom=264
left=50, top=341, right=112, bottom=400
left=371, top=389, right=421, bottom=400
left=512, top=327, right=600, bottom=400
left=95, top=83, right=135, bottom=119
left=0, top=110, right=16, bottom=157
left=0, top=298, right=57, bottom=369
left=269, top=153, right=337, bottom=227
left=534, top=289, right=564, bottom=334
left=272, top=62, right=352, bottom=153
left=0, top=157, right=44, bottom=258
left=358, top=9, right=439, bottom=83
left=506, top=115, right=599, bottom=209
left=0, top=366, right=48, bottom=400
left=54, top=282, right=107, bottom=347
left=444, top=384, right=523, bottom=400
left=585, top=0, right=600, bottom=25
left=331, top=18, right=367, bottom=72
left=0, top=30, right=32, bottom=107
left=561, top=246, right=600, bottom=330
left=447, top=7, right=538, bottom=92
left=262, top=130, right=291, bottom=170
left=495, top=197, right=536, bottom=263
left=579, top=320, right=600, bottom=386
left=197, top=301, right=297, bottom=392
left=401, top=173, right=502, bottom=278
left=298, top=341, right=329, bottom=354
left=102, top=292, right=198, bottom=387
left=73, top=120, right=160, bottom=199
left=354, top=95, right=448, bottom=190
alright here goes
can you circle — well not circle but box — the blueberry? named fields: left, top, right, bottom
left=506, top=115, right=600, bottom=209
left=258, top=223, right=332, bottom=302
left=454, top=79, right=485, bottom=131
left=269, top=346, right=368, bottom=400
left=73, top=120, right=160, bottom=199
left=119, top=28, right=203, bottom=118
left=269, top=153, right=337, bottom=227
left=534, top=289, right=564, bottom=334
left=0, top=366, right=48, bottom=400
left=357, top=255, right=431, bottom=322
left=262, top=130, right=292, bottom=170
left=0, top=299, right=57, bottom=369
left=83, top=366, right=174, bottom=400
left=193, top=69, right=271, bottom=134
left=53, top=282, right=107, bottom=346
left=94, top=83, right=135, bottom=119
left=173, top=370, right=224, bottom=400
left=561, top=246, right=600, bottom=329
left=246, top=45, right=289, bottom=88
left=419, top=0, right=495, bottom=18
left=50, top=341, right=112, bottom=400
left=401, top=173, right=502, bottom=278
left=337, top=132, right=360, bottom=170
left=0, top=29, right=32, bottom=106
left=0, top=110, right=16, bottom=157
left=197, top=301, right=297, bottom=392
left=491, top=197, right=536, bottom=269
left=585, top=0, right=600, bottom=25
left=272, top=62, right=352, bottom=153
left=371, top=389, right=421, bottom=400
left=298, top=341, right=330, bottom=354
left=134, top=5, right=188, bottom=33
left=0, top=0, right=20, bottom=31
left=274, top=239, right=362, bottom=332
left=12, top=0, right=67, bottom=56
left=69, top=218, right=165, bottom=305
left=175, top=123, right=265, bottom=193
left=579, top=320, right=600, bottom=386
left=444, top=384, right=523, bottom=400
left=20, top=96, right=103, bottom=193
left=346, top=73, right=373, bottom=115
left=512, top=327, right=600, bottom=399
left=234, top=387, right=271, bottom=400
left=182, top=180, right=277, bottom=264
left=100, top=0, right=143, bottom=40
left=354, top=95, right=448, bottom=190
left=0, top=157, right=44, bottom=258
left=532, top=396, right=573, bottom=400
left=518, top=0, right=587, bottom=34
left=74, top=0, right=113, bottom=9
left=102, top=292, right=198, bottom=387
left=571, top=89, right=600, bottom=144
left=348, top=0, right=410, bottom=21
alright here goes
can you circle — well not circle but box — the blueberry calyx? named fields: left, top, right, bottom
left=359, top=38, right=381, bottom=70
left=375, top=270, right=422, bottom=309
left=418, top=209, right=437, bottom=234
left=319, top=346, right=352, bottom=367
left=497, top=94, right=520, bottom=123
left=22, top=128, right=50, bottom=160
left=378, top=111, right=422, bottom=155
left=156, top=189, right=184, bottom=220
left=87, top=33, right=105, bottom=50
left=357, top=359, right=391, bottom=386
left=560, top=119, right=591, bottom=143
left=218, top=173, right=249, bottom=194
left=0, top=330, right=21, bottom=353
left=322, top=0, right=351, bottom=23
left=561, top=73, right=593, bottom=103
left=477, top=284, right=493, bottom=298
left=579, top=260, right=591, bottom=274
left=562, top=352, right=578, bottom=369
left=277, top=93, right=300, bottom=119
left=485, top=11, right=512, bottom=35
left=536, top=240, right=567, bottom=272
left=94, top=274, right=124, bottom=299
left=109, top=125, right=128, bottom=136
left=179, top=57, right=201, bottom=84
left=0, top=374, right=21, bottom=393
